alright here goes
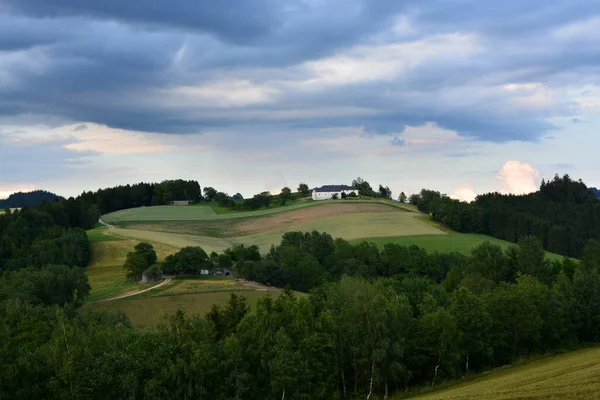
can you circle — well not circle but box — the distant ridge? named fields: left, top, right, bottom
left=591, top=187, right=600, bottom=198
left=0, top=190, right=64, bottom=208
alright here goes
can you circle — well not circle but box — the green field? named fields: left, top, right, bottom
left=90, top=284, right=288, bottom=328
left=402, top=347, right=600, bottom=400
left=103, top=201, right=321, bottom=223
left=356, top=233, right=569, bottom=262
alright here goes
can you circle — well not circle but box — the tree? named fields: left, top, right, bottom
left=352, top=177, right=375, bottom=197
left=279, top=187, right=292, bottom=205
left=134, top=242, right=157, bottom=266
left=297, top=183, right=311, bottom=197
left=203, top=187, right=218, bottom=201
left=378, top=185, right=392, bottom=199
left=124, top=252, right=151, bottom=281
left=219, top=254, right=233, bottom=269
left=331, top=193, right=339, bottom=200
left=398, top=192, right=407, bottom=203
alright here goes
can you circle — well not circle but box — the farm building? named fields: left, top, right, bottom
left=312, top=185, right=358, bottom=200
left=170, top=200, right=192, bottom=206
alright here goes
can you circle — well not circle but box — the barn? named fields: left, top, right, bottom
left=312, top=185, right=358, bottom=200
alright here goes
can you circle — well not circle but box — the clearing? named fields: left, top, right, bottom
left=404, top=347, right=600, bottom=400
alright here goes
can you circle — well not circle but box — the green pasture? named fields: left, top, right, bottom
left=403, top=347, right=600, bottom=400
left=90, top=287, right=288, bottom=328
left=356, top=233, right=568, bottom=262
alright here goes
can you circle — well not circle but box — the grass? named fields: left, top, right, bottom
left=89, top=286, right=289, bottom=328
left=131, top=276, right=251, bottom=299
left=356, top=233, right=569, bottom=262
left=86, top=226, right=124, bottom=243
left=108, top=211, right=446, bottom=254
left=86, top=239, right=177, bottom=302
left=103, top=201, right=323, bottom=223
left=401, top=347, right=600, bottom=400
left=102, top=198, right=411, bottom=224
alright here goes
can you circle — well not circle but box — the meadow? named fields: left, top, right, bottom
left=107, top=210, right=446, bottom=253
left=90, top=282, right=289, bottom=328
left=403, top=347, right=600, bottom=400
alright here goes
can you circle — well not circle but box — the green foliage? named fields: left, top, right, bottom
left=297, top=183, right=311, bottom=197
left=0, top=265, right=90, bottom=306
left=123, top=242, right=157, bottom=281
left=162, top=246, right=212, bottom=275
left=398, top=191, right=407, bottom=203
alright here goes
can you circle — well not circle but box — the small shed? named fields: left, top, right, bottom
left=171, top=200, right=192, bottom=206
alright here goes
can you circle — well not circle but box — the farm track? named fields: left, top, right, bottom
left=92, top=277, right=173, bottom=303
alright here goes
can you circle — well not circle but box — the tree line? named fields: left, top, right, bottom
left=409, top=174, right=600, bottom=258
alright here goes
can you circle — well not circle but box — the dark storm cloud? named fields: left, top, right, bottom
left=1, top=0, right=598, bottom=142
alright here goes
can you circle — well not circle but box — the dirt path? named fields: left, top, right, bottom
left=98, top=217, right=124, bottom=239
left=93, top=278, right=173, bottom=303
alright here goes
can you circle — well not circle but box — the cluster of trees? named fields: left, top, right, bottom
left=409, top=175, right=600, bottom=258
left=352, top=177, right=392, bottom=199
left=0, top=190, right=64, bottom=209
left=4, top=231, right=600, bottom=398
left=78, top=179, right=201, bottom=215
left=205, top=183, right=313, bottom=212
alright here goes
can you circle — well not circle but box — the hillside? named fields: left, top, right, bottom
left=591, top=187, right=600, bottom=198
left=100, top=200, right=446, bottom=253
left=404, top=347, right=600, bottom=400
left=0, top=190, right=64, bottom=208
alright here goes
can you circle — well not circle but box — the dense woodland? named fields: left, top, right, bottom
left=410, top=175, right=600, bottom=258
left=0, top=190, right=64, bottom=209
left=2, top=176, right=600, bottom=399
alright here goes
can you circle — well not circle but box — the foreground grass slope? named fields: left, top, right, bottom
left=404, top=347, right=600, bottom=400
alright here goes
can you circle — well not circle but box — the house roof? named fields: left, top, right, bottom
left=314, top=185, right=356, bottom=193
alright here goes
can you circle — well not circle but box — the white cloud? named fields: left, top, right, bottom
left=496, top=160, right=540, bottom=195
left=303, top=33, right=481, bottom=86
left=450, top=184, right=478, bottom=202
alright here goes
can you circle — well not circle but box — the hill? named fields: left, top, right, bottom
left=100, top=200, right=445, bottom=253
left=0, top=190, right=64, bottom=208
left=403, top=347, right=600, bottom=400
left=591, top=187, right=600, bottom=198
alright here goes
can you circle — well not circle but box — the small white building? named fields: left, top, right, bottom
left=312, top=185, right=358, bottom=200
left=171, top=200, right=192, bottom=206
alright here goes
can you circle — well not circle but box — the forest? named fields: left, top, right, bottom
left=0, top=190, right=64, bottom=209
left=410, top=174, right=600, bottom=258
left=2, top=176, right=600, bottom=399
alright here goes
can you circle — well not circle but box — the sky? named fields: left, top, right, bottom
left=0, top=0, right=599, bottom=201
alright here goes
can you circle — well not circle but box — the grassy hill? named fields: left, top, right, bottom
left=401, top=347, right=600, bottom=400
left=101, top=201, right=446, bottom=254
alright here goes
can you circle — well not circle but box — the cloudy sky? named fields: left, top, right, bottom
left=1, top=0, right=599, bottom=200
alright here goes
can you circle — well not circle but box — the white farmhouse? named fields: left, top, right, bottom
left=312, top=185, right=358, bottom=200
